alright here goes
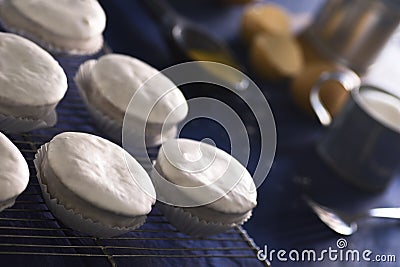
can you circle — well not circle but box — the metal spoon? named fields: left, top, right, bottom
left=142, top=0, right=249, bottom=90
left=305, top=197, right=400, bottom=235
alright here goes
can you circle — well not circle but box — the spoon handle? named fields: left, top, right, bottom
left=142, top=0, right=179, bottom=28
left=369, top=208, right=400, bottom=219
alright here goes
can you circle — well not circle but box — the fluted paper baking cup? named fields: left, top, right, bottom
left=34, top=144, right=146, bottom=238
left=156, top=202, right=252, bottom=237
left=0, top=110, right=57, bottom=133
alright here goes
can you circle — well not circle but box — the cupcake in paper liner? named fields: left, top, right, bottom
left=74, top=54, right=188, bottom=147
left=0, top=32, right=67, bottom=133
left=0, top=0, right=106, bottom=55
left=34, top=132, right=156, bottom=238
left=151, top=138, right=257, bottom=237
left=0, top=132, right=29, bottom=212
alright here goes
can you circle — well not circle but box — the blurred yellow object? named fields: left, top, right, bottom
left=188, top=49, right=247, bottom=89
left=188, top=49, right=240, bottom=68
left=250, top=33, right=304, bottom=80
left=290, top=63, right=349, bottom=117
left=241, top=4, right=291, bottom=43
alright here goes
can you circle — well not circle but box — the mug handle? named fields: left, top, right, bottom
left=310, top=69, right=361, bottom=126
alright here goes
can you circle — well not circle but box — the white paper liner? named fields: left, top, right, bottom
left=34, top=143, right=146, bottom=238
left=75, top=60, right=178, bottom=147
left=0, top=196, right=17, bottom=212
left=0, top=15, right=103, bottom=56
left=156, top=202, right=253, bottom=237
left=0, top=109, right=57, bottom=133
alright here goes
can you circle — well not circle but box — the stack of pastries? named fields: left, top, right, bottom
left=0, top=0, right=259, bottom=239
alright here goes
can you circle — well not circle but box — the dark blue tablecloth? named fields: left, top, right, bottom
left=98, top=1, right=400, bottom=267
left=1, top=0, right=399, bottom=266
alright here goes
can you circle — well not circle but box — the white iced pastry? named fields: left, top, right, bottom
left=75, top=54, right=188, bottom=145
left=0, top=0, right=106, bottom=54
left=35, top=132, right=156, bottom=235
left=0, top=132, right=29, bottom=211
left=152, top=138, right=257, bottom=236
left=0, top=32, right=67, bottom=120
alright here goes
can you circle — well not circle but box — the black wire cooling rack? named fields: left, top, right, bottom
left=0, top=46, right=269, bottom=267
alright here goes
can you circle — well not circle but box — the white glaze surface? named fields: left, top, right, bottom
left=10, top=0, right=106, bottom=39
left=46, top=132, right=156, bottom=217
left=0, top=32, right=67, bottom=108
left=0, top=132, right=29, bottom=202
left=156, top=138, right=257, bottom=214
left=90, top=54, right=188, bottom=124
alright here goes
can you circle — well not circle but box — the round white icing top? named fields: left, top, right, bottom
left=0, top=33, right=67, bottom=107
left=10, top=0, right=106, bottom=39
left=46, top=132, right=156, bottom=217
left=91, top=54, right=188, bottom=124
left=156, top=138, right=257, bottom=213
left=0, top=132, right=29, bottom=202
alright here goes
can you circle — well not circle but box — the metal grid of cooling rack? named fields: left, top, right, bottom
left=0, top=46, right=269, bottom=267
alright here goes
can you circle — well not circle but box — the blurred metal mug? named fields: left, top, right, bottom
left=305, top=0, right=400, bottom=74
left=311, top=69, right=400, bottom=192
